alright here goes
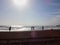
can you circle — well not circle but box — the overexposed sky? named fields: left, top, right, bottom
left=0, top=0, right=60, bottom=26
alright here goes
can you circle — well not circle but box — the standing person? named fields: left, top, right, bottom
left=9, top=26, right=11, bottom=32
left=31, top=26, right=34, bottom=30
left=42, top=26, right=44, bottom=30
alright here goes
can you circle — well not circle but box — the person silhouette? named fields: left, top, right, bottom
left=42, top=26, right=44, bottom=30
left=9, top=26, right=11, bottom=32
left=31, top=26, right=34, bottom=30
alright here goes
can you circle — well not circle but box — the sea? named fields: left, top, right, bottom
left=0, top=25, right=60, bottom=32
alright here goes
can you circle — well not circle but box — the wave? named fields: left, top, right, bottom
left=0, top=25, right=60, bottom=31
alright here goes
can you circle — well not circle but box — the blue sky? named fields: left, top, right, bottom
left=0, top=0, right=60, bottom=26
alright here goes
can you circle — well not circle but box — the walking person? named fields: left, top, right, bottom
left=42, top=26, right=44, bottom=30
left=9, top=26, right=11, bottom=32
left=31, top=26, right=35, bottom=30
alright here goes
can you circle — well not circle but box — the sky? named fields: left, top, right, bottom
left=0, top=0, right=60, bottom=26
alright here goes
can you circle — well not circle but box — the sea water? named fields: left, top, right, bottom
left=0, top=26, right=60, bottom=32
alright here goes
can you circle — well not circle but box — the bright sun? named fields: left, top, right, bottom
left=13, top=0, right=29, bottom=7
